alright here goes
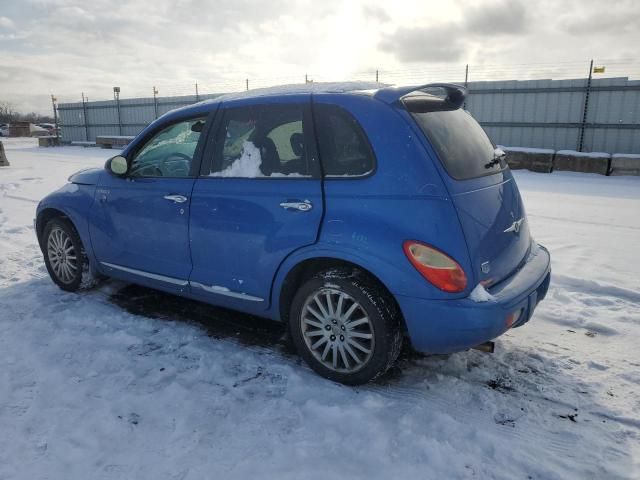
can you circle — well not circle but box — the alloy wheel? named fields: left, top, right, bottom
left=300, top=288, right=375, bottom=373
left=46, top=226, right=78, bottom=284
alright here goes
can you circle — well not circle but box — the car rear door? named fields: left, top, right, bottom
left=188, top=96, right=323, bottom=309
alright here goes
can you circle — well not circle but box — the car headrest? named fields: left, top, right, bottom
left=290, top=132, right=304, bottom=157
left=256, top=137, right=280, bottom=175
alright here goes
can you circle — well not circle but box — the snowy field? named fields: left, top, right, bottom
left=1, top=138, right=639, bottom=479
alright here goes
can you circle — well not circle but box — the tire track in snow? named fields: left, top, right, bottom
left=528, top=213, right=640, bottom=232
left=552, top=274, right=640, bottom=305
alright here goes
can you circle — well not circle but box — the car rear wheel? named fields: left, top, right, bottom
left=289, top=268, right=403, bottom=385
left=42, top=217, right=89, bottom=292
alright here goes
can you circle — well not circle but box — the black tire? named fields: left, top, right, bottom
left=289, top=268, right=403, bottom=385
left=42, top=217, right=90, bottom=292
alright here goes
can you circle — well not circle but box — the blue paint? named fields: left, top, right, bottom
left=36, top=85, right=550, bottom=353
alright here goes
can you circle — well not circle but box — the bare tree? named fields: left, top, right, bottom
left=0, top=101, right=18, bottom=124
left=0, top=102, right=53, bottom=124
left=21, top=112, right=40, bottom=123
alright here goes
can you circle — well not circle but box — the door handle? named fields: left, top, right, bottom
left=164, top=194, right=188, bottom=203
left=279, top=199, right=313, bottom=211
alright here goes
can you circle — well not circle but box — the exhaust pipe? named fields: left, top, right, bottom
left=472, top=341, right=495, bottom=353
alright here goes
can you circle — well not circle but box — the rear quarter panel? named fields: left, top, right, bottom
left=305, top=93, right=473, bottom=300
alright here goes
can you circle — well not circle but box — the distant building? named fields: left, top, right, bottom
left=8, top=122, right=50, bottom=137
left=9, top=121, right=31, bottom=137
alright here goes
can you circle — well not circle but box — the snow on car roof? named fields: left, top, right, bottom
left=198, top=81, right=386, bottom=104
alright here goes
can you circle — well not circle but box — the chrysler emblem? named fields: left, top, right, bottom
left=504, top=217, right=525, bottom=234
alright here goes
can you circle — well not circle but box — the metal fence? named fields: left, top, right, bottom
left=57, top=76, right=640, bottom=154
left=465, top=77, right=640, bottom=153
left=57, top=93, right=222, bottom=144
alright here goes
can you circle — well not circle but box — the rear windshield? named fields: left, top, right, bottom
left=411, top=109, right=505, bottom=180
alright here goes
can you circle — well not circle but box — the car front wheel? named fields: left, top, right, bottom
left=42, top=217, right=89, bottom=292
left=289, top=268, right=403, bottom=385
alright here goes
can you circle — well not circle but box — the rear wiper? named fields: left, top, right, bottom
left=485, top=148, right=506, bottom=169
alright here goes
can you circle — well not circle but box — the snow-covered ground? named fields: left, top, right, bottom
left=1, top=138, right=639, bottom=479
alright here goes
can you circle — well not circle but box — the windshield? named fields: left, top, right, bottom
left=411, top=109, right=505, bottom=180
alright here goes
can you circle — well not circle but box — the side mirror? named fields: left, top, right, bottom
left=106, top=155, right=128, bottom=176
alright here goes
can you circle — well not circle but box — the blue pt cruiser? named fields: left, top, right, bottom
left=36, top=83, right=551, bottom=384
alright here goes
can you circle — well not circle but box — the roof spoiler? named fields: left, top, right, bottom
left=374, top=83, right=467, bottom=110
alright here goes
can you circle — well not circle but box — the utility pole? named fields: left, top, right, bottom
left=577, top=59, right=594, bottom=152
left=153, top=86, right=159, bottom=119
left=463, top=64, right=469, bottom=110
left=376, top=69, right=379, bottom=83
left=51, top=94, right=59, bottom=140
left=81, top=92, right=89, bottom=141
left=245, top=78, right=249, bottom=91
left=195, top=82, right=200, bottom=101
left=113, top=87, right=122, bottom=136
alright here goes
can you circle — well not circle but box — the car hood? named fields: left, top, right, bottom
left=68, top=168, right=103, bottom=185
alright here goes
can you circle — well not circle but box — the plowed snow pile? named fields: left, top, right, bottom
left=1, top=138, right=639, bottom=479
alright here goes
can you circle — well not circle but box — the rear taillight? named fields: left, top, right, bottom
left=505, top=309, right=523, bottom=328
left=403, top=241, right=467, bottom=293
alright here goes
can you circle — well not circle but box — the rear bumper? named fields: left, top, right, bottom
left=395, top=244, right=551, bottom=354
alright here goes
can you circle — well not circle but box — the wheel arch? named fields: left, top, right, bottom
left=275, top=254, right=408, bottom=335
left=36, top=207, right=70, bottom=250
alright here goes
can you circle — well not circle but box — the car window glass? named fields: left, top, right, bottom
left=130, top=118, right=206, bottom=177
left=314, top=104, right=375, bottom=177
left=411, top=109, right=502, bottom=180
left=209, top=105, right=315, bottom=178
left=267, top=120, right=303, bottom=162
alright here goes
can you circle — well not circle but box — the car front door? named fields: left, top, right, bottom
left=189, top=98, right=323, bottom=310
left=89, top=116, right=208, bottom=290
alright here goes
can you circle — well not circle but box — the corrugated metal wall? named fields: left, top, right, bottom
left=57, top=94, right=221, bottom=144
left=465, top=77, right=640, bottom=153
left=57, top=77, right=640, bottom=153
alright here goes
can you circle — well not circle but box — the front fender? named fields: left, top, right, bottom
left=68, top=167, right=103, bottom=185
left=36, top=183, right=98, bottom=268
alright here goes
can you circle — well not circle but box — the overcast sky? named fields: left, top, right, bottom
left=1, top=0, right=639, bottom=114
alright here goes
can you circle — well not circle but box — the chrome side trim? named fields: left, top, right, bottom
left=100, top=262, right=189, bottom=286
left=190, top=281, right=264, bottom=302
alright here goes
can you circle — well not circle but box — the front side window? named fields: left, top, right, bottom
left=209, top=104, right=316, bottom=178
left=129, top=118, right=206, bottom=177
left=313, top=104, right=375, bottom=177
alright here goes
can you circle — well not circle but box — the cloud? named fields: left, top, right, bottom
left=1, top=0, right=639, bottom=113
left=380, top=0, right=531, bottom=63
left=379, top=25, right=465, bottom=62
left=0, top=16, right=16, bottom=29
left=563, top=1, right=640, bottom=35
left=464, top=0, right=528, bottom=35
left=0, top=0, right=344, bottom=112
left=363, top=5, right=390, bottom=23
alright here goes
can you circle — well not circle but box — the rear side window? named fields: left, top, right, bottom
left=314, top=104, right=375, bottom=177
left=411, top=109, right=503, bottom=180
left=208, top=104, right=318, bottom=178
